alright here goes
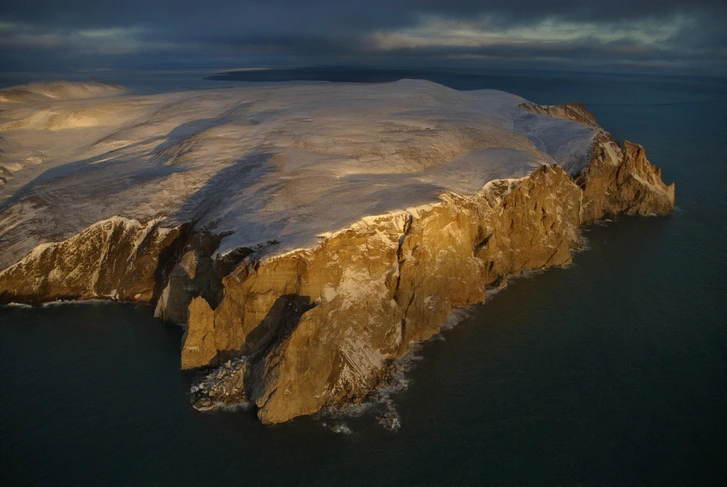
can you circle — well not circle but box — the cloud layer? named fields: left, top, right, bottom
left=1, top=0, right=725, bottom=74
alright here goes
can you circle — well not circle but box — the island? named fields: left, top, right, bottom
left=0, top=79, right=674, bottom=426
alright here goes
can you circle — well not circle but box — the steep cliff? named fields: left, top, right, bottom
left=0, top=81, right=674, bottom=425
left=0, top=217, right=185, bottom=304
left=185, top=155, right=670, bottom=424
left=234, top=165, right=584, bottom=424
left=579, top=139, right=675, bottom=222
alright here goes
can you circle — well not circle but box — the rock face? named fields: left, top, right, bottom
left=0, top=80, right=674, bottom=425
left=183, top=156, right=668, bottom=425
left=181, top=296, right=219, bottom=369
left=579, top=139, right=675, bottom=222
left=0, top=217, right=184, bottom=304
left=235, top=165, right=585, bottom=424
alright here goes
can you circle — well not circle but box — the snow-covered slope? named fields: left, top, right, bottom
left=0, top=79, right=125, bottom=104
left=0, top=79, right=595, bottom=270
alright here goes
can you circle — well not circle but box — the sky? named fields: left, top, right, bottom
left=1, top=0, right=726, bottom=76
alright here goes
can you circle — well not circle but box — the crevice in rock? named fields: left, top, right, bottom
left=399, top=290, right=416, bottom=351
left=473, top=233, right=492, bottom=254
left=391, top=213, right=413, bottom=301
left=152, top=222, right=193, bottom=303
left=154, top=228, right=256, bottom=324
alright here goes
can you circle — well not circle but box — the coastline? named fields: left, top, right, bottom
left=0, top=80, right=674, bottom=426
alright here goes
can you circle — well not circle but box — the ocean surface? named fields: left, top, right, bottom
left=1, top=68, right=726, bottom=486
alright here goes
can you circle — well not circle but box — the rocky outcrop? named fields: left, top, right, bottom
left=182, top=297, right=220, bottom=369
left=578, top=138, right=675, bottom=222
left=189, top=357, right=250, bottom=412
left=521, top=102, right=675, bottom=222
left=0, top=217, right=185, bottom=304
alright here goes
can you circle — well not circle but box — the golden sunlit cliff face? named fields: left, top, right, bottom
left=180, top=140, right=673, bottom=424
left=0, top=81, right=674, bottom=425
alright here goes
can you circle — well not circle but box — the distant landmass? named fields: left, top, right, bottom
left=206, top=66, right=484, bottom=84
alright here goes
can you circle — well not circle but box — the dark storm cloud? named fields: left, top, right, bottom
left=1, top=0, right=725, bottom=74
left=2, top=0, right=725, bottom=27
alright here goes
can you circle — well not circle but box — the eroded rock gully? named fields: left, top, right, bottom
left=0, top=102, right=675, bottom=426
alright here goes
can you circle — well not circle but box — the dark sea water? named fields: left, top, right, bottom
left=1, top=68, right=726, bottom=486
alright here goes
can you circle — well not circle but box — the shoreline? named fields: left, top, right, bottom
left=0, top=80, right=674, bottom=426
